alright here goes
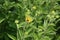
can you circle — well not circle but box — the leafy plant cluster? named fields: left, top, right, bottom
left=0, top=0, right=60, bottom=40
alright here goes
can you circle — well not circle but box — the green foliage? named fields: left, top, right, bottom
left=0, top=0, right=60, bottom=40
left=7, top=33, right=17, bottom=40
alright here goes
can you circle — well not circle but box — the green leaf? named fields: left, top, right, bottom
left=56, top=36, right=60, bottom=40
left=0, top=18, right=5, bottom=23
left=7, top=33, right=17, bottom=40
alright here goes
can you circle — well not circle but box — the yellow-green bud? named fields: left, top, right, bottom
left=15, top=20, right=19, bottom=24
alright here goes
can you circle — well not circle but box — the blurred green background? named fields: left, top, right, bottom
left=0, top=0, right=60, bottom=40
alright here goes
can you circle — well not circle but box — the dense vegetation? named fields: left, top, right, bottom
left=0, top=0, right=60, bottom=40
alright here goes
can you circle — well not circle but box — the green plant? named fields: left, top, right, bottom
left=0, top=0, right=60, bottom=40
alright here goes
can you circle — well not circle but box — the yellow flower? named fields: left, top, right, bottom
left=25, top=15, right=33, bottom=23
left=32, top=6, right=37, bottom=10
